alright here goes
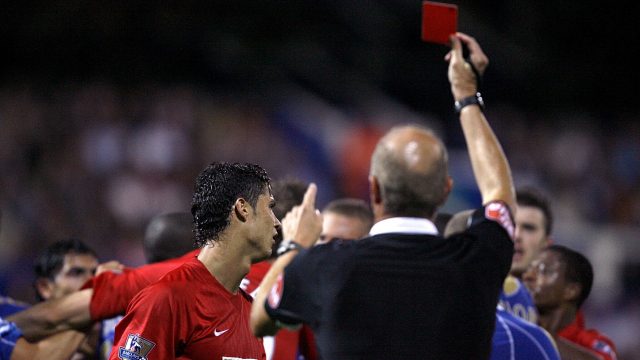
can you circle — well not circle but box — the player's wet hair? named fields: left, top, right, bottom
left=33, top=238, right=97, bottom=301
left=191, top=162, right=270, bottom=247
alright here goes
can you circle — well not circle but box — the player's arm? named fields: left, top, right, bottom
left=447, top=33, right=516, bottom=214
left=7, top=288, right=93, bottom=341
left=250, top=184, right=323, bottom=337
left=10, top=330, right=87, bottom=360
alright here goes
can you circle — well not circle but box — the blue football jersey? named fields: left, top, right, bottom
left=498, top=275, right=538, bottom=323
left=0, top=317, right=22, bottom=360
left=491, top=308, right=560, bottom=360
left=97, top=316, right=123, bottom=360
left=0, top=296, right=28, bottom=318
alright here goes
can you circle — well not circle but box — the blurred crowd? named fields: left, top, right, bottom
left=0, top=82, right=639, bottom=356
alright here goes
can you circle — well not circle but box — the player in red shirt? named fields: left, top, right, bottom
left=110, top=162, right=279, bottom=360
left=524, top=245, right=618, bottom=360
left=83, top=249, right=198, bottom=321
left=241, top=179, right=308, bottom=360
left=8, top=249, right=199, bottom=341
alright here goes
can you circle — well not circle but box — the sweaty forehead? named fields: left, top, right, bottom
left=262, top=187, right=275, bottom=203
left=516, top=206, right=545, bottom=224
left=536, top=250, right=563, bottom=267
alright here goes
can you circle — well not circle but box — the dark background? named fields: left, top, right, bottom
left=2, top=1, right=637, bottom=122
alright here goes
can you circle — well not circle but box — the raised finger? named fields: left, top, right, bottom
left=456, top=32, right=484, bottom=56
left=302, top=183, right=317, bottom=209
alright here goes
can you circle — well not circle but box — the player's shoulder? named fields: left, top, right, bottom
left=497, top=310, right=558, bottom=351
left=583, top=327, right=617, bottom=357
left=583, top=326, right=614, bottom=341
left=137, top=264, right=196, bottom=300
left=499, top=275, right=538, bottom=322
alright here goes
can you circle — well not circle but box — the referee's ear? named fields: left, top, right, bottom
left=369, top=176, right=382, bottom=205
left=439, top=176, right=454, bottom=206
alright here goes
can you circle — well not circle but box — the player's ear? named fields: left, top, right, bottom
left=35, top=278, right=53, bottom=300
left=234, top=198, right=250, bottom=222
left=563, top=282, right=581, bottom=304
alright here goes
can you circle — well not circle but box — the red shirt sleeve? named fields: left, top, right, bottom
left=298, top=324, right=318, bottom=360
left=83, top=250, right=198, bottom=321
left=109, top=284, right=188, bottom=360
left=584, top=332, right=617, bottom=360
left=558, top=312, right=618, bottom=360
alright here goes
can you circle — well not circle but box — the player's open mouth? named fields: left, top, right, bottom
left=512, top=250, right=523, bottom=261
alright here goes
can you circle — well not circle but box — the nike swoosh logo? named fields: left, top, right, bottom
left=214, top=328, right=230, bottom=336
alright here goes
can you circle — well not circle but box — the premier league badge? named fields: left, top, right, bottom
left=118, top=334, right=156, bottom=360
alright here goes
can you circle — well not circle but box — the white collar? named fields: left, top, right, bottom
left=369, top=217, right=439, bottom=236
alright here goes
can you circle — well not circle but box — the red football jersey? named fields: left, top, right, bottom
left=558, top=311, right=617, bottom=360
left=82, top=250, right=199, bottom=321
left=110, top=257, right=265, bottom=360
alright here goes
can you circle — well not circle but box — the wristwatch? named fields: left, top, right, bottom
left=454, top=92, right=484, bottom=113
left=276, top=240, right=304, bottom=256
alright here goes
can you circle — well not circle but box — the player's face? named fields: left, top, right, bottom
left=50, top=253, right=98, bottom=299
left=248, top=186, right=280, bottom=261
left=522, top=250, right=566, bottom=311
left=511, top=205, right=550, bottom=278
left=318, top=212, right=368, bottom=244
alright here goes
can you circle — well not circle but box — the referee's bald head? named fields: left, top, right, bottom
left=370, top=125, right=451, bottom=219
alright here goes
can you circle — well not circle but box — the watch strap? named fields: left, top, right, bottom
left=454, top=92, right=484, bottom=113
left=276, top=240, right=304, bottom=257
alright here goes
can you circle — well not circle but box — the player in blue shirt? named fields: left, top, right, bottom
left=499, top=275, right=538, bottom=323
left=500, top=188, right=554, bottom=322
left=0, top=317, right=22, bottom=360
left=445, top=210, right=559, bottom=360
left=0, top=296, right=28, bottom=319
left=491, top=306, right=560, bottom=360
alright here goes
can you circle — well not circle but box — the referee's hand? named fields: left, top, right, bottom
left=282, top=183, right=323, bottom=248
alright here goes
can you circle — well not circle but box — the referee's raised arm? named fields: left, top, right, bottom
left=448, top=32, right=516, bottom=215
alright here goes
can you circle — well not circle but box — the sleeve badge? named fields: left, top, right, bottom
left=118, top=334, right=156, bottom=360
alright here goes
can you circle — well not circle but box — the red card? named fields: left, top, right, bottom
left=421, top=1, right=458, bottom=45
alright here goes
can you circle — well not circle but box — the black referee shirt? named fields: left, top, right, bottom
left=266, top=202, right=514, bottom=360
